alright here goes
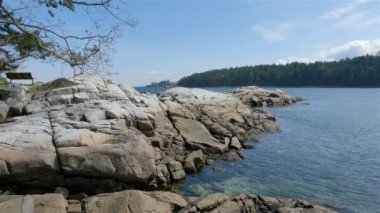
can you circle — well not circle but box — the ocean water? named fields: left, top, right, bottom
left=135, top=87, right=380, bottom=213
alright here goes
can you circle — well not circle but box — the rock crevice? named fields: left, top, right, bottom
left=47, top=109, right=65, bottom=177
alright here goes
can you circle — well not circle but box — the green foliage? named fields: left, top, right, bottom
left=1, top=0, right=131, bottom=74
left=177, top=55, right=380, bottom=87
left=39, top=0, right=75, bottom=18
left=0, top=76, right=8, bottom=88
left=0, top=4, right=50, bottom=71
left=15, top=32, right=45, bottom=54
left=39, top=0, right=75, bottom=11
left=27, top=78, right=77, bottom=95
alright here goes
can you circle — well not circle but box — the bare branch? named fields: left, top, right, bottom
left=0, top=0, right=135, bottom=74
left=72, top=0, right=111, bottom=6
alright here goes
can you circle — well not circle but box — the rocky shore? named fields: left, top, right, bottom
left=0, top=75, right=335, bottom=212
left=0, top=189, right=335, bottom=213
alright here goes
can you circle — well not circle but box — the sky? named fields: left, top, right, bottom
left=9, top=0, right=380, bottom=86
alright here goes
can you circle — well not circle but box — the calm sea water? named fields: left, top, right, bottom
left=135, top=86, right=380, bottom=213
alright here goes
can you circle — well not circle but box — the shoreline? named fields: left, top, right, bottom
left=0, top=75, right=338, bottom=212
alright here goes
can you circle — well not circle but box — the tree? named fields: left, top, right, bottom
left=177, top=55, right=380, bottom=87
left=0, top=0, right=136, bottom=74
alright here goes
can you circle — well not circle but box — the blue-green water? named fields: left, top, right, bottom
left=135, top=87, right=380, bottom=213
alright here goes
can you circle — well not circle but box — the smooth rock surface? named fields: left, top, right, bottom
left=84, top=190, right=172, bottom=213
left=0, top=113, right=60, bottom=185
left=0, top=194, right=67, bottom=213
left=195, top=193, right=229, bottom=211
left=172, top=116, right=227, bottom=153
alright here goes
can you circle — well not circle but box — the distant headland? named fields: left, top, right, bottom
left=177, top=55, right=380, bottom=87
left=147, top=80, right=176, bottom=88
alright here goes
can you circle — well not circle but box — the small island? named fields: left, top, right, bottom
left=147, top=80, right=176, bottom=88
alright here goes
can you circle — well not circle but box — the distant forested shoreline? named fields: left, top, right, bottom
left=177, top=55, right=380, bottom=87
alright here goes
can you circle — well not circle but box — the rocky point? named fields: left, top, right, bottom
left=0, top=75, right=335, bottom=213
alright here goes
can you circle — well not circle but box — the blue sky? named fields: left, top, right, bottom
left=11, top=0, right=380, bottom=85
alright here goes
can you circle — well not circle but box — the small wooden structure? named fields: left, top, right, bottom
left=6, top=72, right=34, bottom=84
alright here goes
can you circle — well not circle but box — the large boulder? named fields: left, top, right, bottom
left=48, top=103, right=157, bottom=184
left=162, top=100, right=194, bottom=119
left=0, top=87, right=28, bottom=117
left=147, top=191, right=188, bottom=209
left=184, top=150, right=204, bottom=173
left=161, top=87, right=255, bottom=143
left=57, top=133, right=156, bottom=184
left=166, top=161, right=186, bottom=181
left=32, top=75, right=141, bottom=105
left=0, top=194, right=68, bottom=213
left=5, top=98, right=24, bottom=116
left=0, top=86, right=27, bottom=102
left=84, top=190, right=172, bottom=213
left=23, top=100, right=49, bottom=114
left=0, top=113, right=60, bottom=186
left=262, top=120, right=280, bottom=132
left=232, top=86, right=299, bottom=107
left=172, top=116, right=227, bottom=153
left=195, top=193, right=229, bottom=211
left=0, top=101, right=8, bottom=120
left=220, top=150, right=244, bottom=161
left=229, top=136, right=242, bottom=150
